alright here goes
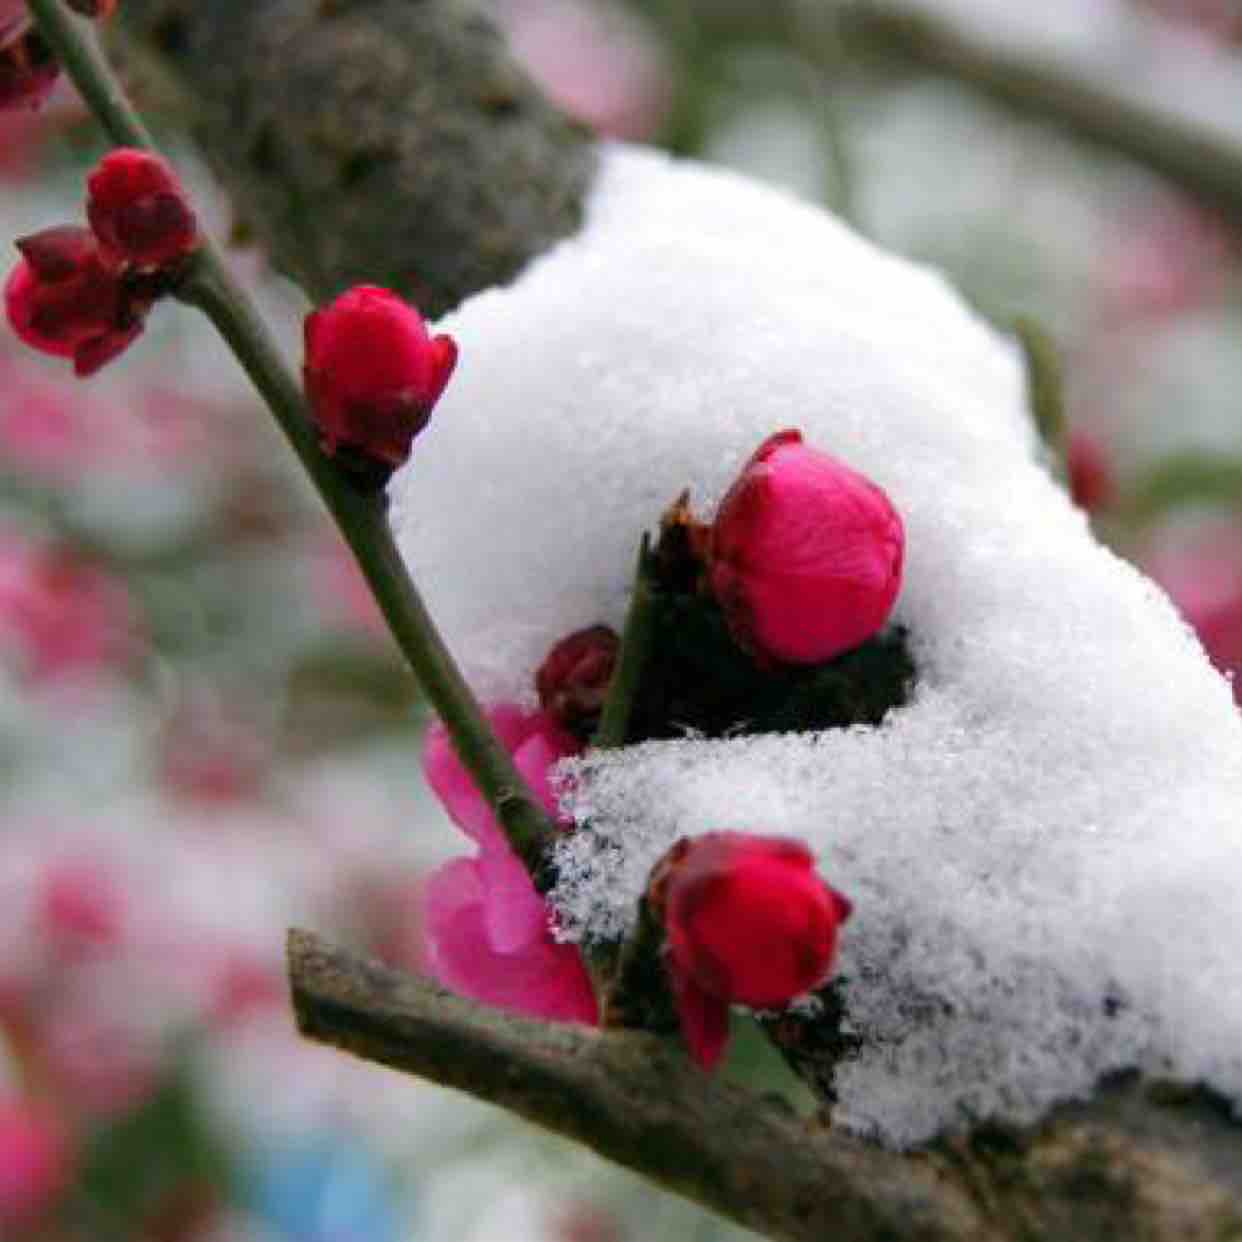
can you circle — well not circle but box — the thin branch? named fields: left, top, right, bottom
left=845, top=1, right=1242, bottom=226
left=289, top=930, right=1242, bottom=1242
left=26, top=0, right=559, bottom=879
left=287, top=929, right=985, bottom=1242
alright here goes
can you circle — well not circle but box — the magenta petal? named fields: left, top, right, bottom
left=478, top=846, right=547, bottom=953
left=669, top=964, right=731, bottom=1071
left=513, top=727, right=575, bottom=826
left=422, top=858, right=597, bottom=1025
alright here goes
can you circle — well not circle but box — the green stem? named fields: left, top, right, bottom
left=592, top=535, right=658, bottom=750
left=25, top=0, right=558, bottom=878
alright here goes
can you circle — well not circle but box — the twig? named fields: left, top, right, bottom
left=288, top=929, right=1242, bottom=1242
left=25, top=0, right=559, bottom=878
left=845, top=1, right=1242, bottom=226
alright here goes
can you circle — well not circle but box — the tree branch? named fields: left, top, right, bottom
left=288, top=930, right=1242, bottom=1242
left=844, top=1, right=1242, bottom=226
left=112, top=0, right=595, bottom=314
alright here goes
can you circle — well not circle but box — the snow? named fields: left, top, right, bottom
left=389, top=144, right=1242, bottom=1147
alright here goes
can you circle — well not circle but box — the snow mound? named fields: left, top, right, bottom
left=390, top=145, right=1242, bottom=1147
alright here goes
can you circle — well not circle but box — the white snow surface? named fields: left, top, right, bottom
left=390, top=145, right=1242, bottom=1147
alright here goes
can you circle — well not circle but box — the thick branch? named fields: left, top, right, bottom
left=112, top=0, right=595, bottom=314
left=845, top=1, right=1242, bottom=226
left=288, top=930, right=1242, bottom=1242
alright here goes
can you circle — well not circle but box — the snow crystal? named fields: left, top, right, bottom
left=390, top=145, right=1242, bottom=1147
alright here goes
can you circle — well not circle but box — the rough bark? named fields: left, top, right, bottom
left=112, top=0, right=596, bottom=315
left=289, top=931, right=1242, bottom=1242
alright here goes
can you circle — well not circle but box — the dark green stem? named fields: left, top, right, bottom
left=592, top=535, right=658, bottom=750
left=25, top=0, right=558, bottom=877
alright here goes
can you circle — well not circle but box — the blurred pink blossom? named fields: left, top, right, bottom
left=495, top=0, right=673, bottom=141
left=0, top=1097, right=71, bottom=1232
left=39, top=858, right=125, bottom=959
left=1145, top=519, right=1242, bottom=705
left=421, top=705, right=596, bottom=1023
left=1092, top=194, right=1231, bottom=324
left=0, top=534, right=139, bottom=682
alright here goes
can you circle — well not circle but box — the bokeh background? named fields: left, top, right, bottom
left=2, top=1, right=1241, bottom=1238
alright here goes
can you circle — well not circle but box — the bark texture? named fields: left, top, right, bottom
left=113, top=0, right=596, bottom=314
left=289, top=931, right=1242, bottom=1242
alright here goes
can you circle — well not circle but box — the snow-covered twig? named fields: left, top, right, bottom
left=288, top=928, right=1242, bottom=1242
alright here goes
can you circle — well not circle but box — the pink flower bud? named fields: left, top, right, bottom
left=303, top=285, right=458, bottom=469
left=708, top=430, right=904, bottom=665
left=536, top=624, right=619, bottom=731
left=652, top=831, right=852, bottom=1070
left=86, top=148, right=198, bottom=271
left=5, top=226, right=146, bottom=375
left=0, top=29, right=59, bottom=113
left=0, top=1098, right=71, bottom=1231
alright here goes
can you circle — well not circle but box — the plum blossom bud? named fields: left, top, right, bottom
left=0, top=29, right=59, bottom=112
left=709, top=429, right=904, bottom=665
left=536, top=624, right=619, bottom=732
left=651, top=831, right=851, bottom=1070
left=303, top=285, right=458, bottom=470
left=4, top=227, right=148, bottom=376
left=86, top=148, right=198, bottom=271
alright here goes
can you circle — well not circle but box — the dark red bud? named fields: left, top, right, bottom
left=536, top=625, right=620, bottom=731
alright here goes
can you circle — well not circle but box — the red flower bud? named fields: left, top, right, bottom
left=652, top=830, right=852, bottom=1070
left=0, top=30, right=59, bottom=113
left=4, top=226, right=147, bottom=376
left=86, top=148, right=198, bottom=271
left=1067, top=429, right=1115, bottom=513
left=709, top=429, right=904, bottom=665
left=536, top=624, right=619, bottom=731
left=303, top=285, right=458, bottom=469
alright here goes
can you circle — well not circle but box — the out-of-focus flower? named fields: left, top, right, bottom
left=86, top=148, right=198, bottom=271
left=251, top=1136, right=401, bottom=1242
left=0, top=1098, right=71, bottom=1231
left=0, top=29, right=58, bottom=113
left=708, top=429, right=904, bottom=666
left=0, top=535, right=139, bottom=682
left=303, top=286, right=457, bottom=470
left=1145, top=519, right=1242, bottom=705
left=535, top=624, right=618, bottom=733
left=5, top=226, right=148, bottom=376
left=421, top=705, right=597, bottom=1023
left=650, top=831, right=851, bottom=1071
left=1067, top=428, right=1116, bottom=513
left=495, top=0, right=673, bottom=141
left=39, top=858, right=125, bottom=957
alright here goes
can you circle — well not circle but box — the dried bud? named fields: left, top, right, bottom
left=536, top=624, right=619, bottom=731
left=709, top=429, right=904, bottom=665
left=0, top=30, right=59, bottom=112
left=4, top=226, right=147, bottom=376
left=651, top=831, right=851, bottom=1070
left=86, top=148, right=198, bottom=271
left=303, top=285, right=458, bottom=470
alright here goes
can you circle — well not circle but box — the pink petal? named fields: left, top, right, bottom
left=422, top=858, right=597, bottom=1024
left=478, top=846, right=547, bottom=953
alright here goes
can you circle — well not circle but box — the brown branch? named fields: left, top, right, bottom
left=111, top=0, right=595, bottom=314
left=843, top=1, right=1242, bottom=227
left=288, top=930, right=1242, bottom=1242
